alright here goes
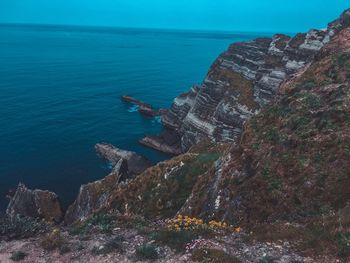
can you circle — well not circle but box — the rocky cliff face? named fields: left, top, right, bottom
left=145, top=9, right=350, bottom=153
left=6, top=183, right=63, bottom=223
left=179, top=10, right=350, bottom=223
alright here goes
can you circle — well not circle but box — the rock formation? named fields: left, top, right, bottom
left=64, top=159, right=128, bottom=224
left=94, top=7, right=350, bottom=224
left=65, top=144, right=152, bottom=224
left=6, top=183, right=63, bottom=223
left=121, top=95, right=166, bottom=117
left=143, top=9, right=350, bottom=153
left=95, top=143, right=152, bottom=179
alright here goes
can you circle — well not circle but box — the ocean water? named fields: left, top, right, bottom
left=0, top=24, right=262, bottom=211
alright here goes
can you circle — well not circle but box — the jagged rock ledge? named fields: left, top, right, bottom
left=95, top=143, right=152, bottom=179
left=121, top=95, right=167, bottom=117
left=139, top=128, right=182, bottom=155
left=139, top=11, right=350, bottom=154
left=6, top=183, right=63, bottom=223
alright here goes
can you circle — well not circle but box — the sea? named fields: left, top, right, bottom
left=0, top=24, right=265, bottom=211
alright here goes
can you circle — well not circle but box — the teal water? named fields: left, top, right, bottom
left=0, top=24, right=262, bottom=210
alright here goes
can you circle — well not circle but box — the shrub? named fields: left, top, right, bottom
left=152, top=215, right=235, bottom=251
left=0, top=215, right=48, bottom=241
left=9, top=251, right=27, bottom=261
left=40, top=229, right=67, bottom=252
left=91, top=235, right=125, bottom=255
left=69, top=211, right=116, bottom=236
left=301, top=80, right=317, bottom=90
left=135, top=244, right=159, bottom=261
left=191, top=248, right=241, bottom=263
left=336, top=232, right=350, bottom=256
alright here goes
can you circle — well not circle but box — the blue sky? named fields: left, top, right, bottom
left=0, top=0, right=349, bottom=33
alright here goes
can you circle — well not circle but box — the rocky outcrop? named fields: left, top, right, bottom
left=64, top=144, right=151, bottom=224
left=64, top=159, right=127, bottom=224
left=143, top=9, right=350, bottom=153
left=6, top=183, right=63, bottom=223
left=139, top=128, right=182, bottom=155
left=121, top=95, right=166, bottom=117
left=95, top=143, right=152, bottom=179
left=179, top=16, right=350, bottom=223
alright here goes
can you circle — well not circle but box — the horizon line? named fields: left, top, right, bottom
left=0, top=22, right=297, bottom=36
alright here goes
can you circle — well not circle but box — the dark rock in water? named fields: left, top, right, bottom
left=139, top=128, right=182, bottom=155
left=64, top=159, right=126, bottom=224
left=95, top=143, right=152, bottom=178
left=121, top=95, right=151, bottom=107
left=6, top=183, right=63, bottom=223
left=121, top=95, right=162, bottom=117
left=138, top=104, right=159, bottom=117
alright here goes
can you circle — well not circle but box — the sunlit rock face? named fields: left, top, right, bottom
left=152, top=11, right=350, bottom=153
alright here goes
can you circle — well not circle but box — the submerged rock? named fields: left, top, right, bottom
left=6, top=183, right=63, bottom=223
left=95, top=143, right=152, bottom=178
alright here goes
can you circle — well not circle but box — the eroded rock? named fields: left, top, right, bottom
left=6, top=183, right=63, bottom=223
left=64, top=159, right=127, bottom=224
left=95, top=143, right=152, bottom=178
left=143, top=8, right=350, bottom=154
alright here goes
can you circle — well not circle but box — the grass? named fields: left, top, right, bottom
left=151, top=227, right=213, bottom=251
left=69, top=210, right=116, bottom=236
left=40, top=229, right=68, bottom=253
left=142, top=152, right=221, bottom=219
left=336, top=232, right=350, bottom=256
left=9, top=251, right=27, bottom=261
left=91, top=235, right=125, bottom=256
left=135, top=244, right=159, bottom=261
left=191, top=248, right=241, bottom=263
left=0, top=215, right=48, bottom=241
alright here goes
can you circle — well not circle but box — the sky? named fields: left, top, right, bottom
left=0, top=0, right=349, bottom=33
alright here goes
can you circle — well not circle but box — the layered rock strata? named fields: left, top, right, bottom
left=143, top=12, right=350, bottom=153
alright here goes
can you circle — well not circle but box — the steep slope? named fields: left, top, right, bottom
left=181, top=25, right=350, bottom=224
left=143, top=9, right=350, bottom=154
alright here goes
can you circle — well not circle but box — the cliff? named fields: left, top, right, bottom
left=2, top=8, right=350, bottom=263
left=144, top=9, right=350, bottom=154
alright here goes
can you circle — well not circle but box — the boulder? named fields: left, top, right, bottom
left=6, top=183, right=63, bottom=223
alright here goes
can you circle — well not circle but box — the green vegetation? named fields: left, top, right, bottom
left=303, top=92, right=321, bottom=110
left=0, top=215, right=48, bottom=241
left=151, top=226, right=213, bottom=251
left=135, top=244, right=159, bottom=261
left=91, top=235, right=125, bottom=256
left=40, top=229, right=68, bottom=253
left=336, top=232, right=350, bottom=256
left=9, top=251, right=27, bottom=261
left=301, top=80, right=317, bottom=90
left=142, top=152, right=221, bottom=218
left=337, top=53, right=350, bottom=67
left=191, top=248, right=241, bottom=263
left=259, top=257, right=277, bottom=263
left=262, top=166, right=282, bottom=192
left=69, top=210, right=116, bottom=236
